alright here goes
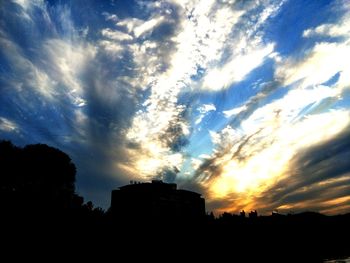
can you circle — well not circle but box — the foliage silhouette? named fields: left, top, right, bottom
left=0, top=140, right=78, bottom=211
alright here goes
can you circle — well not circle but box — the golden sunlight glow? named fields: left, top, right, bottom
left=322, top=196, right=350, bottom=207
left=208, top=109, right=350, bottom=210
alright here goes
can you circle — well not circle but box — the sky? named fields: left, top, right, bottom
left=1, top=0, right=350, bottom=215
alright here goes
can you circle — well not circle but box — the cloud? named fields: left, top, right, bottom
left=223, top=105, right=247, bottom=118
left=124, top=0, right=242, bottom=178
left=0, top=117, right=19, bottom=132
left=125, top=0, right=285, bottom=181
left=277, top=7, right=350, bottom=91
left=43, top=38, right=96, bottom=106
left=303, top=14, right=350, bottom=38
left=0, top=34, right=54, bottom=100
left=200, top=0, right=285, bottom=91
left=251, top=125, right=350, bottom=214
left=102, top=12, right=118, bottom=22
left=12, top=0, right=32, bottom=10
left=276, top=42, right=350, bottom=89
left=195, top=83, right=350, bottom=212
left=98, top=40, right=124, bottom=58
left=222, top=81, right=283, bottom=128
left=195, top=103, right=216, bottom=125
left=117, top=16, right=165, bottom=38
left=202, top=44, right=274, bottom=91
left=101, top=28, right=133, bottom=41
left=193, top=2, right=350, bottom=211
left=134, top=16, right=165, bottom=38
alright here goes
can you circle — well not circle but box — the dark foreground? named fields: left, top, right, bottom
left=3, top=211, right=349, bottom=262
left=1, top=140, right=349, bottom=261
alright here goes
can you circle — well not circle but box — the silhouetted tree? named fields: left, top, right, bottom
left=22, top=143, right=76, bottom=207
left=0, top=140, right=76, bottom=211
left=0, top=140, right=21, bottom=192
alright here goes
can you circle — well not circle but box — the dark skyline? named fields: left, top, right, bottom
left=1, top=139, right=349, bottom=262
left=1, top=0, right=350, bottom=214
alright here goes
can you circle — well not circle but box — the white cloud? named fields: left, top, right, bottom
left=276, top=42, right=350, bottom=89
left=278, top=9, right=350, bottom=91
left=303, top=22, right=350, bottom=38
left=199, top=154, right=211, bottom=159
left=303, top=16, right=350, bottom=38
left=101, top=28, right=133, bottom=41
left=43, top=39, right=96, bottom=106
left=242, top=86, right=341, bottom=133
left=117, top=18, right=144, bottom=33
left=126, top=40, right=164, bottom=89
left=0, top=35, right=57, bottom=99
left=195, top=103, right=216, bottom=125
left=209, top=126, right=239, bottom=149
left=125, top=0, right=286, bottom=179
left=117, top=16, right=164, bottom=38
left=191, top=158, right=203, bottom=170
left=199, top=0, right=284, bottom=91
left=0, top=117, right=18, bottom=132
left=102, top=12, right=118, bottom=22
left=125, top=0, right=242, bottom=177
left=203, top=44, right=274, bottom=91
left=12, top=0, right=35, bottom=10
left=134, top=16, right=164, bottom=38
left=223, top=105, right=247, bottom=118
left=198, top=104, right=216, bottom=114
left=98, top=40, right=124, bottom=58
left=1, top=2, right=96, bottom=108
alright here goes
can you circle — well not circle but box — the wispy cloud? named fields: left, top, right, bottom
left=195, top=104, right=216, bottom=125
left=194, top=1, right=350, bottom=213
left=203, top=44, right=274, bottom=91
left=125, top=0, right=285, bottom=180
left=223, top=105, right=247, bottom=119
left=1, top=0, right=350, bottom=213
left=0, top=117, right=19, bottom=133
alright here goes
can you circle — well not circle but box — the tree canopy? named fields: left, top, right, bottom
left=0, top=140, right=76, bottom=210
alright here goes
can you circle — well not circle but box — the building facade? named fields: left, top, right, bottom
left=111, top=180, right=205, bottom=222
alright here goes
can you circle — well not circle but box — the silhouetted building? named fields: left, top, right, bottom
left=110, top=180, right=205, bottom=222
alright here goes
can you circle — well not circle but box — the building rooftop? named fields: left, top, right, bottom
left=110, top=180, right=205, bottom=221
